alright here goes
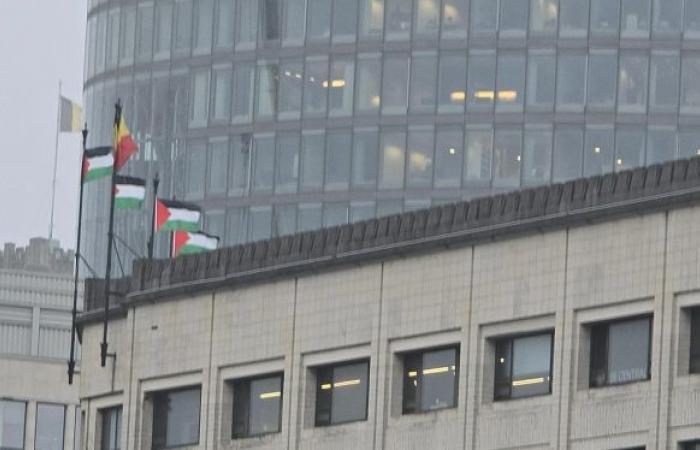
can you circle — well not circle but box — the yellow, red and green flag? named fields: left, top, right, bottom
left=114, top=114, right=138, bottom=171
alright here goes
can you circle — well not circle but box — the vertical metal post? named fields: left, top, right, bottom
left=147, top=173, right=160, bottom=259
left=49, top=80, right=62, bottom=241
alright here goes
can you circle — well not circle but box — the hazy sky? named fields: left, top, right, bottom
left=0, top=0, right=86, bottom=250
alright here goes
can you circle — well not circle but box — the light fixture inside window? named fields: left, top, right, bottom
left=450, top=90, right=466, bottom=102
left=516, top=154, right=521, bottom=162
left=474, top=90, right=495, bottom=100
left=696, top=148, right=700, bottom=156
left=259, top=391, right=281, bottom=400
left=322, top=79, right=346, bottom=88
left=448, top=147, right=456, bottom=155
left=616, top=158, right=623, bottom=166
left=497, top=90, right=518, bottom=101
left=593, top=146, right=601, bottom=154
left=370, top=95, right=381, bottom=107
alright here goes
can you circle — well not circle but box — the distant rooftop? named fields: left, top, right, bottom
left=0, top=237, right=74, bottom=275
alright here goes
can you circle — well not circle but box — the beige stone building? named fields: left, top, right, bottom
left=77, top=160, right=700, bottom=450
left=0, top=238, right=81, bottom=450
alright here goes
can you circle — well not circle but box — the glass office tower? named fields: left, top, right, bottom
left=83, top=0, right=700, bottom=271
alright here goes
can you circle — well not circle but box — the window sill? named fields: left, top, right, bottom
left=481, top=392, right=553, bottom=412
left=389, top=406, right=460, bottom=427
left=575, top=378, right=651, bottom=402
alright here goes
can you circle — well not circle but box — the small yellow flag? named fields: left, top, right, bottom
left=59, top=96, right=82, bottom=133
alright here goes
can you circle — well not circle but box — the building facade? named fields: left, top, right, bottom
left=77, top=160, right=700, bottom=449
left=82, top=0, right=700, bottom=273
left=0, top=238, right=82, bottom=450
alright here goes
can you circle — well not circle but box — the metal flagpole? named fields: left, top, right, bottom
left=49, top=80, right=62, bottom=241
left=101, top=99, right=121, bottom=367
left=68, top=124, right=88, bottom=385
left=147, top=173, right=160, bottom=259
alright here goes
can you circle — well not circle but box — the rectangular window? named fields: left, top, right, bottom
left=500, top=0, right=528, bottom=36
left=690, top=307, right=700, bottom=374
left=226, top=208, right=248, bottom=244
left=441, top=0, right=468, bottom=39
left=467, top=52, right=496, bottom=112
left=523, top=127, right=553, bottom=187
left=323, top=203, right=349, bottom=227
left=186, top=141, right=206, bottom=200
left=152, top=387, right=201, bottom=450
left=300, top=132, right=325, bottom=192
left=685, top=0, right=700, bottom=38
left=653, top=0, right=681, bottom=36
left=172, top=0, right=192, bottom=57
left=409, top=52, right=438, bottom=114
left=106, top=9, right=121, bottom=69
left=587, top=51, right=618, bottom=111
left=615, top=128, right=646, bottom=171
left=189, top=70, right=210, bottom=127
left=402, top=346, right=459, bottom=414
left=618, top=53, right=649, bottom=113
left=229, top=134, right=252, bottom=196
left=315, top=360, right=370, bottom=426
left=470, top=0, right=497, bottom=34
left=530, top=0, right=558, bottom=34
left=252, top=136, right=275, bottom=194
left=494, top=332, right=553, bottom=401
left=649, top=52, right=680, bottom=113
left=496, top=52, right=526, bottom=112
left=214, top=0, right=235, bottom=50
left=553, top=127, right=583, bottom=182
left=208, top=139, right=229, bottom=196
left=154, top=1, right=173, bottom=60
left=273, top=204, right=297, bottom=236
left=556, top=52, right=587, bottom=112
left=120, top=6, right=137, bottom=66
left=406, top=127, right=435, bottom=189
left=681, top=56, right=700, bottom=114
left=589, top=316, right=652, bottom=387
left=298, top=203, right=323, bottom=231
left=0, top=400, right=26, bottom=450
left=36, top=403, right=65, bottom=450
left=100, top=407, right=121, bottom=450
left=304, top=57, right=329, bottom=118
left=438, top=52, right=467, bottom=113
left=584, top=127, right=614, bottom=177
left=256, top=63, right=279, bottom=120
left=260, top=0, right=281, bottom=42
left=359, top=0, right=384, bottom=40
left=211, top=66, right=233, bottom=122
left=683, top=441, right=700, bottom=450
left=249, top=206, right=273, bottom=241
left=621, top=0, right=650, bottom=37
left=205, top=210, right=226, bottom=239
left=382, top=54, right=409, bottom=115
left=646, top=128, right=677, bottom=165
left=136, top=3, right=154, bottom=62
left=275, top=132, right=300, bottom=194
left=236, top=0, right=258, bottom=49
left=332, top=0, right=359, bottom=42
left=325, top=130, right=352, bottom=191
left=680, top=130, right=700, bottom=159
left=414, top=0, right=440, bottom=38
left=355, top=54, right=381, bottom=114
left=232, top=64, right=255, bottom=124
left=385, top=0, right=413, bottom=40
left=590, top=0, right=620, bottom=36
left=464, top=128, right=493, bottom=185
left=328, top=57, right=355, bottom=117
left=283, top=0, right=306, bottom=45
left=232, top=374, right=283, bottom=438
left=434, top=127, right=464, bottom=189
left=379, top=129, right=406, bottom=189
left=350, top=202, right=376, bottom=222
left=307, top=0, right=331, bottom=42
left=559, top=0, right=588, bottom=37
left=278, top=59, right=304, bottom=120
left=193, top=0, right=214, bottom=53
left=526, top=51, right=556, bottom=111
left=493, top=128, right=522, bottom=189
left=352, top=128, right=379, bottom=189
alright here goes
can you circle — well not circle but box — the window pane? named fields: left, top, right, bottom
left=496, top=53, right=526, bottom=112
left=650, top=53, right=679, bottom=112
left=279, top=60, right=303, bottom=120
left=584, top=127, right=615, bottom=176
left=36, top=404, right=65, bottom=450
left=494, top=340, right=512, bottom=400
left=283, top=0, right=306, bottom=44
left=470, top=0, right=497, bottom=33
left=590, top=0, right=620, bottom=35
left=273, top=205, right=297, bottom=236
left=359, top=0, right=384, bottom=39
left=685, top=0, right=700, bottom=37
left=527, top=52, right=555, bottom=110
left=618, top=53, right=649, bottom=113
left=154, top=2, right=172, bottom=59
left=407, top=128, right=435, bottom=188
left=325, top=130, right=352, bottom=191
left=307, top=0, right=331, bottom=42
left=356, top=55, right=381, bottom=114
left=324, top=203, right=349, bottom=227
left=438, top=53, right=467, bottom=113
left=236, top=0, right=258, bottom=49
left=0, top=400, right=26, bottom=450
left=186, top=141, right=206, bottom=200
left=100, top=407, right=121, bottom=450
left=120, top=6, right=137, bottom=65
left=681, top=56, right=700, bottom=114
left=275, top=133, right=300, bottom=194
left=500, top=0, right=529, bottom=35
left=350, top=202, right=376, bottom=221
left=608, top=318, right=651, bottom=384
left=382, top=54, right=410, bottom=115
left=300, top=133, right=325, bottom=192
left=352, top=129, right=379, bottom=189
left=647, top=128, right=677, bottom=165
left=106, top=10, right=120, bottom=69
left=559, top=0, right=589, bottom=36
left=691, top=308, right=700, bottom=373
left=420, top=348, right=458, bottom=411
left=415, top=0, right=440, bottom=37
left=172, top=0, right=192, bottom=56
left=299, top=203, right=322, bottom=231
left=328, top=58, right=355, bottom=117
left=249, top=207, right=272, bottom=241
left=553, top=127, right=583, bottom=182
left=190, top=70, right=210, bottom=127
left=232, top=381, right=250, bottom=438
left=136, top=4, right=154, bottom=62
left=379, top=130, right=406, bottom=189
left=377, top=200, right=403, bottom=217
left=215, top=0, right=235, bottom=49
left=587, top=52, right=618, bottom=110
left=260, top=0, right=281, bottom=42
left=621, top=0, right=650, bottom=37
left=441, top=0, right=468, bottom=39
left=386, top=0, right=413, bottom=40
left=304, top=57, right=329, bottom=117
left=467, top=53, right=496, bottom=111
left=653, top=0, right=681, bottom=36
left=252, top=136, right=275, bottom=193
left=208, top=139, right=228, bottom=196
left=256, top=63, right=278, bottom=120
left=556, top=53, right=587, bottom=112
left=205, top=210, right=226, bottom=239
left=249, top=376, right=282, bottom=435
left=464, top=128, right=493, bottom=184
left=530, top=0, right=558, bottom=34
left=193, top=0, right=214, bottom=53
left=523, top=128, right=552, bottom=186
left=232, top=64, right=254, bottom=124
left=226, top=207, right=248, bottom=244
left=493, top=129, right=522, bottom=188
left=229, top=134, right=252, bottom=196
left=435, top=127, right=464, bottom=188
left=333, top=0, right=359, bottom=42
left=615, top=128, right=645, bottom=171
left=410, top=53, right=438, bottom=113
left=330, top=362, right=369, bottom=424
left=511, top=334, right=552, bottom=398
left=211, top=67, right=232, bottom=122
left=680, top=131, right=700, bottom=159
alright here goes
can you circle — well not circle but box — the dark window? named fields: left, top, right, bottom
left=0, top=400, right=26, bottom=450
left=683, top=441, right=700, bottom=450
left=100, top=407, right=121, bottom=450
left=402, top=346, right=459, bottom=414
left=315, top=360, right=369, bottom=427
left=690, top=307, right=700, bottom=374
left=232, top=373, right=283, bottom=439
left=589, top=316, right=652, bottom=388
left=152, top=386, right=201, bottom=450
left=494, top=332, right=553, bottom=401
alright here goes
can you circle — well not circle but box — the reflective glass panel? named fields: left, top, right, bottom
left=186, top=141, right=206, bottom=200
left=275, top=133, right=300, bottom=194
left=0, top=400, right=25, bottom=450
left=587, top=52, right=618, bottom=110
left=333, top=0, right=359, bottom=42
left=584, top=127, right=615, bottom=176
left=607, top=318, right=651, bottom=384
left=328, top=58, right=355, bottom=117
left=193, top=0, right=214, bottom=53
left=681, top=56, right=700, bottom=113
left=215, top=0, right=235, bottom=49
left=189, top=70, right=210, bottom=127
left=526, top=52, right=556, bottom=110
left=406, top=128, right=435, bottom=188
left=553, top=127, right=583, bottom=182
left=252, top=136, right=275, bottom=193
left=298, top=203, right=322, bottom=231
left=464, top=128, right=493, bottom=184
left=273, top=205, right=297, bottom=236
left=359, top=0, right=385, bottom=39
left=438, top=53, right=467, bottom=113
left=403, top=347, right=459, bottom=413
left=621, top=0, right=650, bottom=37
left=511, top=334, right=552, bottom=398
left=304, top=57, right=329, bottom=117
left=316, top=361, right=369, bottom=426
left=434, top=127, right=464, bottom=188
left=352, top=129, right=379, bottom=189
left=441, top=0, right=468, bottom=39
left=120, top=6, right=137, bottom=65
left=559, top=0, right=589, bottom=36
left=307, top=0, right=331, bottom=42
left=300, top=133, right=325, bottom=192
left=470, top=0, right=497, bottom=33
left=232, top=375, right=283, bottom=438
left=379, top=130, right=406, bottom=189
left=325, top=130, right=352, bottom=191
left=172, top=0, right=192, bottom=56
left=467, top=53, right=496, bottom=111
left=249, top=207, right=272, bottom=241
left=647, top=128, right=677, bottom=165
left=556, top=52, right=587, bottom=112
left=618, top=53, right=649, bottom=113
left=229, top=135, right=252, bottom=196
left=236, top=0, right=258, bottom=48
left=615, top=128, right=645, bottom=171
left=496, top=53, right=526, bottom=112
left=211, top=67, right=233, bottom=122
left=530, top=0, right=558, bottom=34
left=680, top=131, right=700, bottom=159
left=154, top=2, right=172, bottom=60
left=256, top=63, right=278, bottom=120
left=208, top=139, right=229, bottom=196
left=259, top=0, right=281, bottom=42
left=283, top=0, right=306, bottom=44
left=36, top=404, right=65, bottom=450
left=382, top=54, right=410, bottom=115
left=227, top=208, right=248, bottom=244
left=523, top=128, right=552, bottom=186
left=355, top=55, right=381, bottom=114
left=232, top=64, right=255, bottom=124
left=590, top=0, right=620, bottom=35
left=650, top=52, right=679, bottom=112
left=415, top=0, right=440, bottom=37
left=493, top=129, right=522, bottom=188
left=278, top=59, right=304, bottom=120
left=500, top=0, right=529, bottom=35
left=410, top=53, right=438, bottom=113
left=691, top=308, right=700, bottom=374
left=100, top=407, right=121, bottom=450
left=386, top=0, right=413, bottom=40
left=685, top=0, right=700, bottom=37
left=323, top=203, right=349, bottom=227
left=653, top=0, right=681, bottom=36
left=136, top=3, right=154, bottom=62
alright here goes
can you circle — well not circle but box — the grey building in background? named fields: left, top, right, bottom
left=0, top=238, right=81, bottom=450
left=82, top=0, right=700, bottom=272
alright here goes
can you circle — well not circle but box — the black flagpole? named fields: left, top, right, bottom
left=147, top=173, right=160, bottom=260
left=100, top=99, right=121, bottom=367
left=68, top=124, right=88, bottom=384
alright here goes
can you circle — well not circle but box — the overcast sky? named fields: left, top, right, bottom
left=0, top=0, right=86, bottom=250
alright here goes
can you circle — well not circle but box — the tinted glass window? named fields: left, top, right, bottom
left=355, top=55, right=381, bottom=114
left=154, top=2, right=172, bottom=59
left=494, top=332, right=553, bottom=400
left=646, top=128, right=677, bottom=165
left=189, top=70, right=209, bottom=126
left=382, top=54, right=409, bottom=115
left=215, top=0, right=235, bottom=49
left=653, top=0, right=681, bottom=35
left=211, top=67, right=232, bottom=122
left=590, top=0, right=620, bottom=35
left=260, top=0, right=281, bottom=42
left=467, top=53, right=496, bottom=112
left=471, top=0, right=497, bottom=33
left=560, top=0, right=589, bottom=36
left=236, top=0, right=258, bottom=48
left=379, top=130, right=406, bottom=189
left=527, top=52, right=555, bottom=110
left=352, top=129, right=379, bottom=189
left=414, top=0, right=440, bottom=37
left=36, top=404, right=65, bottom=450
left=496, top=53, right=526, bottom=112
left=328, top=57, right=355, bottom=117
left=186, top=141, right=206, bottom=200
left=152, top=387, right=201, bottom=449
left=649, top=53, right=679, bottom=112
left=100, top=407, right=121, bottom=450
left=621, top=0, right=650, bottom=37
left=0, top=400, right=26, bottom=450
left=685, top=0, right=700, bottom=37
left=193, top=0, right=213, bottom=52
left=530, top=0, right=558, bottom=34
left=229, top=134, right=252, bottom=196
left=278, top=59, right=303, bottom=120
left=232, top=374, right=283, bottom=438
left=252, top=136, right=275, bottom=193
left=403, top=347, right=459, bottom=414
left=232, top=64, right=255, bottom=124
left=523, top=128, right=552, bottom=187
left=273, top=205, right=297, bottom=237
left=553, top=127, right=583, bottom=182
left=406, top=128, right=435, bottom=188
left=556, top=53, right=587, bottom=112
left=256, top=64, right=279, bottom=120
left=590, top=317, right=651, bottom=387
left=441, top=0, right=468, bottom=39
left=249, top=207, right=272, bottom=241
left=438, top=53, right=467, bottom=113
left=500, top=0, right=528, bottom=35
left=172, top=0, right=192, bottom=56
left=386, top=0, right=412, bottom=40
left=618, top=53, right=649, bottom=113
left=584, top=127, right=615, bottom=176
left=690, top=308, right=700, bottom=374
left=275, top=133, right=300, bottom=194
left=307, top=0, right=331, bottom=42
left=315, top=361, right=370, bottom=426
left=587, top=52, right=618, bottom=110
left=283, top=0, right=306, bottom=44
left=136, top=4, right=154, bottom=62
left=333, top=0, right=359, bottom=42
left=615, top=128, right=645, bottom=171
left=298, top=203, right=322, bottom=231
left=359, top=0, right=384, bottom=39
left=434, top=127, right=464, bottom=188
left=304, top=57, right=329, bottom=117
left=208, top=139, right=229, bottom=196
left=681, top=56, right=700, bottom=113
left=300, top=133, right=325, bottom=192
left=464, top=128, right=493, bottom=184
left=493, top=128, right=522, bottom=188
left=325, top=130, right=352, bottom=191
left=410, top=53, right=438, bottom=113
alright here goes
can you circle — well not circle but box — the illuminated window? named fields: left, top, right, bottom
left=402, top=346, right=459, bottom=414
left=589, top=316, right=652, bottom=388
left=232, top=374, right=283, bottom=439
left=494, top=332, right=553, bottom=401
left=315, top=360, right=369, bottom=426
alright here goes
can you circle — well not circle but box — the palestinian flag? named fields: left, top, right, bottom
left=114, top=176, right=146, bottom=209
left=82, top=147, right=113, bottom=183
left=156, top=199, right=201, bottom=232
left=173, top=231, right=219, bottom=256
left=114, top=114, right=138, bottom=171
